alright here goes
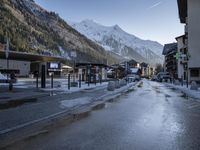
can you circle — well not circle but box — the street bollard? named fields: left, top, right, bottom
left=87, top=74, right=90, bottom=87
left=36, top=74, right=39, bottom=89
left=41, top=65, right=46, bottom=88
left=51, top=73, right=54, bottom=89
left=79, top=74, right=81, bottom=88
left=94, top=74, right=96, bottom=85
left=181, top=76, right=183, bottom=86
left=100, top=74, right=102, bottom=84
left=9, top=80, right=13, bottom=91
left=68, top=74, right=70, bottom=90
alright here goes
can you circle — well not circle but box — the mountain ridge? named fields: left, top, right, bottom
left=69, top=19, right=164, bottom=65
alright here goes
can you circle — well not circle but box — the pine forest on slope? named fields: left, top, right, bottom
left=0, top=0, right=118, bottom=64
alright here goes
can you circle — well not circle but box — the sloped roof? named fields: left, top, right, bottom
left=128, top=59, right=138, bottom=65
left=0, top=51, right=68, bottom=63
left=177, top=0, right=187, bottom=23
left=140, top=62, right=148, bottom=67
left=162, top=43, right=177, bottom=55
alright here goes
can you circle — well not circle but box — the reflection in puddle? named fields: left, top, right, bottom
left=0, top=98, right=37, bottom=110
left=180, top=93, right=189, bottom=99
left=165, top=94, right=171, bottom=98
left=0, top=97, right=10, bottom=100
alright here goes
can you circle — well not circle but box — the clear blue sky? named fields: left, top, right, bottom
left=35, top=0, right=184, bottom=45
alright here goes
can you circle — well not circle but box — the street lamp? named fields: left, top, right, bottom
left=70, top=50, right=77, bottom=82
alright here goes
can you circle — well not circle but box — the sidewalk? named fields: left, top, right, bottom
left=164, top=82, right=200, bottom=100
left=0, top=81, right=138, bottom=148
left=0, top=81, right=108, bottom=102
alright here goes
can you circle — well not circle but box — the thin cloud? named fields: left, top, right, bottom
left=148, top=1, right=162, bottom=9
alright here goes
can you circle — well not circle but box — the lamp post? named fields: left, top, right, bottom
left=70, top=50, right=77, bottom=82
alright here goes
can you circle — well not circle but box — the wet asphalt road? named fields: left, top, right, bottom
left=6, top=80, right=200, bottom=150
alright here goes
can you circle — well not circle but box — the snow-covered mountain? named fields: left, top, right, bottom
left=69, top=19, right=164, bottom=65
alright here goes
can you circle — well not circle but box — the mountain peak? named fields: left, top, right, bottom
left=81, top=19, right=95, bottom=23
left=80, top=19, right=99, bottom=25
left=69, top=19, right=164, bottom=65
left=112, top=24, right=123, bottom=32
left=113, top=24, right=120, bottom=29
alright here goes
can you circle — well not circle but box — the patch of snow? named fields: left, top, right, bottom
left=0, top=73, right=7, bottom=80
left=165, top=83, right=200, bottom=100
left=58, top=46, right=71, bottom=60
left=60, top=97, right=91, bottom=109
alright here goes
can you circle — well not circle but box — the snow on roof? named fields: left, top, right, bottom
left=130, top=68, right=139, bottom=73
left=162, top=43, right=177, bottom=55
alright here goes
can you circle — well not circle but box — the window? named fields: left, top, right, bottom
left=190, top=69, right=199, bottom=77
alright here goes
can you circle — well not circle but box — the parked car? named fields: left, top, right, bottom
left=151, top=75, right=158, bottom=81
left=126, top=74, right=141, bottom=82
left=157, top=72, right=171, bottom=82
left=107, top=69, right=114, bottom=78
left=127, top=74, right=136, bottom=82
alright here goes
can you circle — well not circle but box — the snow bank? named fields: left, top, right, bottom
left=60, top=97, right=91, bottom=108
left=165, top=83, right=200, bottom=100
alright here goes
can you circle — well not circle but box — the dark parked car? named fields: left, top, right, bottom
left=157, top=72, right=171, bottom=82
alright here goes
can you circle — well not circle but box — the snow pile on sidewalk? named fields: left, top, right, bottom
left=165, top=83, right=200, bottom=99
left=60, top=97, right=92, bottom=109
left=0, top=73, right=7, bottom=80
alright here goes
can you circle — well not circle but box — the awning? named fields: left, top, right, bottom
left=0, top=51, right=70, bottom=64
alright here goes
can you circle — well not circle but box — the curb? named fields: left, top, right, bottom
left=0, top=81, right=139, bottom=148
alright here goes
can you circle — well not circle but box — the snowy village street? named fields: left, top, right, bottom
left=6, top=80, right=200, bottom=150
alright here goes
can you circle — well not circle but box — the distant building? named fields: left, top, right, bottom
left=128, top=59, right=140, bottom=68
left=162, top=43, right=178, bottom=78
left=76, top=62, right=107, bottom=82
left=0, top=51, right=67, bottom=77
left=140, top=62, right=149, bottom=78
left=177, top=0, right=200, bottom=82
left=130, top=68, right=141, bottom=76
left=176, top=35, right=188, bottom=81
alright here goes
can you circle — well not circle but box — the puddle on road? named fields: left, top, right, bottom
left=0, top=97, right=10, bottom=100
left=155, top=90, right=162, bottom=93
left=0, top=98, right=37, bottom=110
left=165, top=94, right=171, bottom=98
left=49, top=92, right=57, bottom=96
left=145, top=89, right=151, bottom=92
left=180, top=92, right=189, bottom=99
left=167, top=87, right=177, bottom=91
left=137, top=82, right=143, bottom=88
